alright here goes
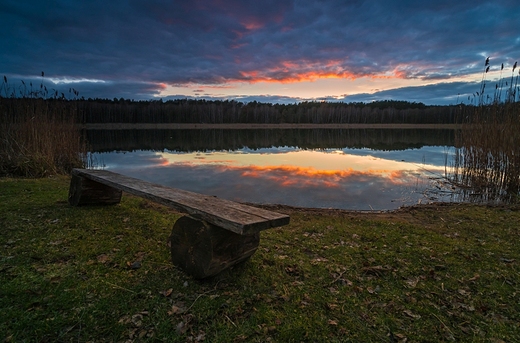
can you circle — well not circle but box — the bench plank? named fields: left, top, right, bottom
left=71, top=168, right=290, bottom=235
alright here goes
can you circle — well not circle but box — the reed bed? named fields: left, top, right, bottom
left=453, top=103, right=520, bottom=203
left=452, top=58, right=520, bottom=203
left=0, top=98, right=86, bottom=177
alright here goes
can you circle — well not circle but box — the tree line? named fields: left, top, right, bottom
left=73, top=98, right=463, bottom=124
left=2, top=97, right=467, bottom=124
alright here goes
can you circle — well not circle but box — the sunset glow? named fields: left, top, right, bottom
left=158, top=72, right=485, bottom=102
left=156, top=149, right=444, bottom=194
left=93, top=144, right=456, bottom=210
left=2, top=1, right=517, bottom=104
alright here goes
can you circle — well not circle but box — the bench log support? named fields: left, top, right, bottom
left=69, top=173, right=122, bottom=206
left=68, top=168, right=289, bottom=279
left=170, top=216, right=260, bottom=279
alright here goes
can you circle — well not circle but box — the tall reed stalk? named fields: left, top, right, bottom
left=453, top=102, right=520, bottom=202
left=0, top=98, right=87, bottom=177
left=452, top=58, right=520, bottom=203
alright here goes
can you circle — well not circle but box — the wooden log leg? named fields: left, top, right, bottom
left=169, top=216, right=260, bottom=279
left=68, top=173, right=122, bottom=206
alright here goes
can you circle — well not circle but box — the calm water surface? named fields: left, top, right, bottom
left=87, top=129, right=460, bottom=210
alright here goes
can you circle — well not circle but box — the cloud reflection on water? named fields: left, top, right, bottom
left=93, top=147, right=456, bottom=210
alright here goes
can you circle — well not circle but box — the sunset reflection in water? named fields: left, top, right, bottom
left=93, top=147, right=456, bottom=211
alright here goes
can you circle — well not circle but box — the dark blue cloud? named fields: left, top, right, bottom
left=1, top=0, right=519, bottom=103
left=340, top=82, right=483, bottom=105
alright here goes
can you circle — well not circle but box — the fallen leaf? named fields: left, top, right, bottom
left=97, top=254, right=110, bottom=263
left=127, top=328, right=138, bottom=339
left=311, top=257, right=328, bottom=263
left=405, top=278, right=419, bottom=288
left=468, top=274, right=480, bottom=282
left=168, top=302, right=186, bottom=315
left=403, top=310, right=421, bottom=319
left=161, top=288, right=173, bottom=297
left=131, top=314, right=143, bottom=327
left=194, top=331, right=206, bottom=341
left=458, top=289, right=471, bottom=297
left=343, top=279, right=353, bottom=286
left=138, top=329, right=147, bottom=339
left=134, top=251, right=146, bottom=259
left=49, top=276, right=61, bottom=283
left=118, top=315, right=131, bottom=325
left=327, top=303, right=339, bottom=310
left=176, top=321, right=186, bottom=335
left=393, top=332, right=407, bottom=342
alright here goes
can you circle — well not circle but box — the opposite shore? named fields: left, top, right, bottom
left=81, top=123, right=462, bottom=130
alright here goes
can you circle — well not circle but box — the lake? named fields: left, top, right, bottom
left=85, top=128, right=463, bottom=211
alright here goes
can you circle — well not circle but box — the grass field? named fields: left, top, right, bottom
left=1, top=176, right=519, bottom=342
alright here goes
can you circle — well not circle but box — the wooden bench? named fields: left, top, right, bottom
left=68, top=168, right=290, bottom=279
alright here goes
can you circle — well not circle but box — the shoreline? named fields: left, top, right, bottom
left=81, top=123, right=462, bottom=130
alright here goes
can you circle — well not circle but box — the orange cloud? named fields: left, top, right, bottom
left=237, top=164, right=412, bottom=189
left=232, top=59, right=412, bottom=84
left=233, top=59, right=435, bottom=84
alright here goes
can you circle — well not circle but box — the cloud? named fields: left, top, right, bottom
left=1, top=0, right=519, bottom=103
left=1, top=74, right=164, bottom=100
left=159, top=81, right=485, bottom=105
left=340, top=81, right=483, bottom=105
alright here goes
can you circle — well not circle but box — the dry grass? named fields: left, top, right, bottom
left=451, top=57, right=520, bottom=203
left=0, top=98, right=86, bottom=177
left=453, top=103, right=520, bottom=203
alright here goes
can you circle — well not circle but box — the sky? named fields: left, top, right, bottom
left=1, top=0, right=519, bottom=105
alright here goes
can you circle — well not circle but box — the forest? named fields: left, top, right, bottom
left=1, top=97, right=464, bottom=124
left=76, top=98, right=462, bottom=124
